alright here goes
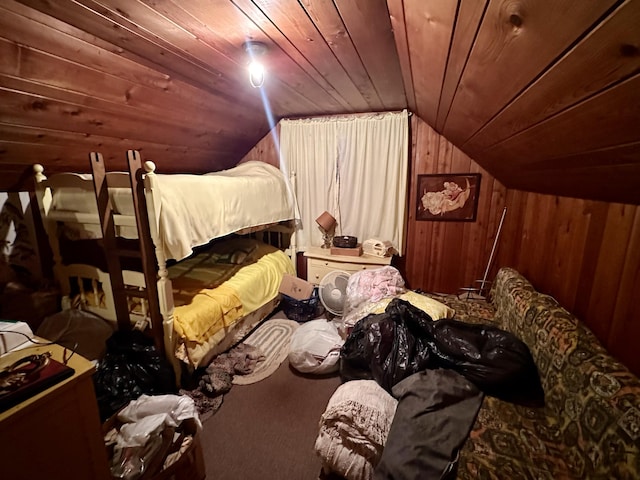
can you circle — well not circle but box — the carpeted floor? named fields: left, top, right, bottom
left=200, top=314, right=343, bottom=480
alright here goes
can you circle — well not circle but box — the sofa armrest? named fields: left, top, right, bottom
left=489, top=267, right=537, bottom=332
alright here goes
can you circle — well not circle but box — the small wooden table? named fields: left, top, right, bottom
left=0, top=341, right=110, bottom=480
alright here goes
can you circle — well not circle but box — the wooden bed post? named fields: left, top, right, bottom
left=33, top=165, right=69, bottom=303
left=126, top=151, right=169, bottom=358
left=127, top=151, right=178, bottom=377
left=89, top=153, right=132, bottom=332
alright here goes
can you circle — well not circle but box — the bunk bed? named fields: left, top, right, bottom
left=33, top=151, right=297, bottom=377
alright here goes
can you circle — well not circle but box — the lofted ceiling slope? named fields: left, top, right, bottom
left=0, top=0, right=638, bottom=204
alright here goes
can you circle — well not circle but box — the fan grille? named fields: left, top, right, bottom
left=318, top=271, right=350, bottom=315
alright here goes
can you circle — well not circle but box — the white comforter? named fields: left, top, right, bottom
left=50, top=161, right=294, bottom=262
left=154, top=161, right=294, bottom=261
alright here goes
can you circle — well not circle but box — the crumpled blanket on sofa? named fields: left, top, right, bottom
left=315, top=380, right=397, bottom=480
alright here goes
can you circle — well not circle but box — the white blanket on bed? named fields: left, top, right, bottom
left=154, top=161, right=294, bottom=261
left=50, top=161, right=294, bottom=262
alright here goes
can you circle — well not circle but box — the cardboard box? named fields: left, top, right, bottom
left=330, top=244, right=363, bottom=257
left=279, top=273, right=314, bottom=300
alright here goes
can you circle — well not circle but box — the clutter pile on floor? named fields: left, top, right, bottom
left=180, top=343, right=264, bottom=420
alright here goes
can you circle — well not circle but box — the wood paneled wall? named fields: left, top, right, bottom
left=404, top=116, right=508, bottom=294
left=239, top=125, right=280, bottom=169
left=405, top=115, right=640, bottom=377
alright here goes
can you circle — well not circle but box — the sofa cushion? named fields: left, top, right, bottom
left=458, top=396, right=577, bottom=479
left=459, top=381, right=640, bottom=479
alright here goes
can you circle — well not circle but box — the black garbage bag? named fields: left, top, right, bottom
left=93, top=330, right=176, bottom=421
left=340, top=298, right=544, bottom=407
left=340, top=307, right=435, bottom=391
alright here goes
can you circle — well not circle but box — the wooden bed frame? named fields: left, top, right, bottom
left=33, top=150, right=297, bottom=381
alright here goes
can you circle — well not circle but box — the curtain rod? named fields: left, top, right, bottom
left=282, top=109, right=411, bottom=123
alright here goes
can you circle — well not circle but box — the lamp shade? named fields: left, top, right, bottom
left=316, top=211, right=336, bottom=231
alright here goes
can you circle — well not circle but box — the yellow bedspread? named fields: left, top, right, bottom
left=169, top=238, right=294, bottom=367
left=172, top=284, right=243, bottom=344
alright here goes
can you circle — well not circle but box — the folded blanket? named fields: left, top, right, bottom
left=315, top=380, right=397, bottom=480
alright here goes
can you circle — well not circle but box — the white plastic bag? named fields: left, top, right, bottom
left=288, top=319, right=344, bottom=374
left=108, top=394, right=200, bottom=479
left=117, top=394, right=201, bottom=430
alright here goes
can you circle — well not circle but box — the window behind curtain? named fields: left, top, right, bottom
left=280, top=110, right=409, bottom=255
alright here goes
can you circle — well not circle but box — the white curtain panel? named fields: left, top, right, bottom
left=280, top=110, right=409, bottom=255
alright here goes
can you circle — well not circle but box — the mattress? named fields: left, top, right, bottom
left=169, top=238, right=295, bottom=367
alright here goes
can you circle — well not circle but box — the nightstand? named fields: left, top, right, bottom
left=304, top=246, right=392, bottom=284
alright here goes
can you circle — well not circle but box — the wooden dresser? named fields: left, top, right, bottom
left=304, top=246, right=392, bottom=284
left=0, top=341, right=110, bottom=480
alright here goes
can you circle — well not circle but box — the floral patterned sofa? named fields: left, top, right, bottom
left=435, top=267, right=640, bottom=480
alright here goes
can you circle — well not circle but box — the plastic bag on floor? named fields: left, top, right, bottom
left=288, top=319, right=344, bottom=374
left=340, top=298, right=544, bottom=407
left=106, top=394, right=200, bottom=480
left=118, top=394, right=201, bottom=430
left=94, top=330, right=176, bottom=421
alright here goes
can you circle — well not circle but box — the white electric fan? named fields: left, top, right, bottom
left=318, top=270, right=351, bottom=316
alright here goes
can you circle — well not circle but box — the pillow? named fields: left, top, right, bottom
left=370, top=290, right=455, bottom=320
left=221, top=248, right=251, bottom=265
left=209, top=239, right=259, bottom=265
left=341, top=290, right=454, bottom=331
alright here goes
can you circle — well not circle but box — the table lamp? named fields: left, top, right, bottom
left=316, top=211, right=337, bottom=249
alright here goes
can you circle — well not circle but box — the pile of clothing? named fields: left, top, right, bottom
left=180, top=343, right=264, bottom=420
left=315, top=267, right=544, bottom=480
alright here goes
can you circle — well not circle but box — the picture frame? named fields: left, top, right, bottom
left=416, top=173, right=481, bottom=221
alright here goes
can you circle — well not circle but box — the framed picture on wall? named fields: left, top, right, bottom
left=416, top=173, right=481, bottom=221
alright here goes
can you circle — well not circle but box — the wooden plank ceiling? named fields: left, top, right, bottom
left=1, top=0, right=638, bottom=204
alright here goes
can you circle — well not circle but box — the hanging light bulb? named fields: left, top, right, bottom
left=243, top=41, right=268, bottom=88
left=248, top=60, right=265, bottom=88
